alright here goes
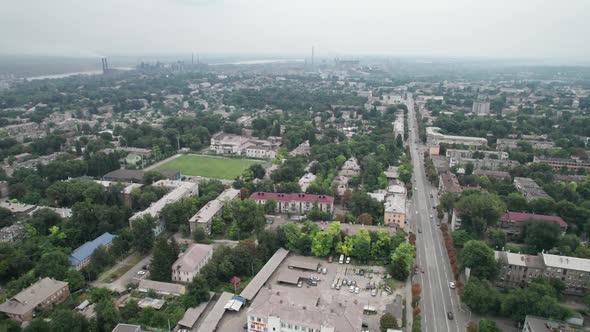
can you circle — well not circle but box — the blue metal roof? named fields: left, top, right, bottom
left=69, top=232, right=117, bottom=266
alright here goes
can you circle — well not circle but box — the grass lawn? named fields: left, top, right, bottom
left=156, top=154, right=262, bottom=179
left=97, top=253, right=146, bottom=283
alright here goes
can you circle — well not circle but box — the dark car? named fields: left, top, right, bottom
left=447, top=311, right=454, bottom=320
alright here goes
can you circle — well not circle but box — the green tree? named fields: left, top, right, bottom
left=130, top=216, right=156, bottom=253
left=486, top=228, right=507, bottom=250
left=183, top=275, right=211, bottom=308
left=280, top=223, right=302, bottom=251
left=311, top=231, right=333, bottom=257
left=524, top=220, right=562, bottom=252
left=35, top=251, right=70, bottom=280
left=504, top=193, right=528, bottom=212
left=149, top=237, right=177, bottom=282
left=210, top=216, right=226, bottom=235
left=462, top=278, right=501, bottom=314
left=379, top=312, right=399, bottom=331
left=351, top=229, right=371, bottom=260
left=455, top=192, right=506, bottom=237
left=193, top=226, right=208, bottom=243
left=478, top=319, right=501, bottom=332
left=459, top=240, right=497, bottom=280
left=389, top=242, right=415, bottom=281
left=94, top=299, right=121, bottom=332
left=49, top=310, right=90, bottom=332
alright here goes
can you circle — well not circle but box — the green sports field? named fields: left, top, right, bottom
left=156, top=154, right=261, bottom=179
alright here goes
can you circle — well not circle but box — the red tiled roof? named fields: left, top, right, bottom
left=500, top=211, right=568, bottom=229
left=250, top=192, right=334, bottom=204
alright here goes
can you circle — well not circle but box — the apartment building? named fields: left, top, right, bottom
left=0, top=224, right=25, bottom=243
left=495, top=251, right=590, bottom=295
left=171, top=244, right=213, bottom=283
left=496, top=139, right=555, bottom=151
left=0, top=278, right=70, bottom=321
left=439, top=172, right=463, bottom=194
left=499, top=211, right=568, bottom=238
left=533, top=156, right=590, bottom=172
left=514, top=177, right=550, bottom=202
left=129, top=180, right=198, bottom=235
left=471, top=101, right=491, bottom=116
left=426, top=127, right=487, bottom=147
left=188, top=188, right=240, bottom=234
left=384, top=195, right=406, bottom=229
left=250, top=192, right=334, bottom=215
left=522, top=315, right=581, bottom=332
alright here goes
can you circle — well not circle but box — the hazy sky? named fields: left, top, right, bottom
left=1, top=0, right=589, bottom=60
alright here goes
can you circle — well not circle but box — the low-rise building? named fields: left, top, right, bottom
left=339, top=157, right=361, bottom=177
left=189, top=188, right=240, bottom=234
left=496, top=138, right=555, bottom=151
left=499, top=211, right=568, bottom=238
left=250, top=192, right=334, bottom=215
left=247, top=285, right=362, bottom=332
left=129, top=180, right=198, bottom=235
left=69, top=232, right=117, bottom=270
left=495, top=251, right=545, bottom=288
left=533, top=156, right=590, bottom=172
left=0, top=224, right=25, bottom=243
left=137, top=279, right=186, bottom=296
left=472, top=169, right=511, bottom=181
left=439, top=172, right=463, bottom=194
left=384, top=195, right=406, bottom=229
left=514, top=177, right=550, bottom=201
left=0, top=278, right=70, bottom=321
left=172, top=244, right=214, bottom=283
left=522, top=315, right=581, bottom=332
left=471, top=101, right=491, bottom=116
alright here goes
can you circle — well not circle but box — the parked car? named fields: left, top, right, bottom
left=354, top=287, right=360, bottom=294
left=328, top=256, right=333, bottom=263
left=297, top=281, right=303, bottom=288
left=346, top=256, right=351, bottom=264
left=322, top=267, right=327, bottom=275
left=317, top=266, right=322, bottom=273
left=371, top=289, right=377, bottom=297
left=339, top=254, right=344, bottom=264
left=349, top=286, right=355, bottom=293
left=137, top=270, right=146, bottom=275
left=449, top=281, right=455, bottom=289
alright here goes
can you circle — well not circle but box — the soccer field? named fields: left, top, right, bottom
left=155, top=154, right=261, bottom=179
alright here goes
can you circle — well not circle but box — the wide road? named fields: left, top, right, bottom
left=405, top=93, right=467, bottom=332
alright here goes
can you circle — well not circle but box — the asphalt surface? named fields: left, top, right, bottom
left=406, top=93, right=468, bottom=332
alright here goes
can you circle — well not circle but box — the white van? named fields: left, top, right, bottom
left=339, top=254, right=344, bottom=264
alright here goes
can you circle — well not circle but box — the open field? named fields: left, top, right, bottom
left=156, top=154, right=261, bottom=179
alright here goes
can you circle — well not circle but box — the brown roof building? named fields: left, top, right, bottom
left=0, top=278, right=69, bottom=321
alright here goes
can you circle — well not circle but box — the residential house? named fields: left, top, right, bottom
left=339, top=157, right=361, bottom=177
left=137, top=279, right=186, bottom=297
left=172, top=244, right=214, bottom=283
left=495, top=251, right=545, bottom=289
left=0, top=278, right=69, bottom=321
left=298, top=173, right=316, bottom=192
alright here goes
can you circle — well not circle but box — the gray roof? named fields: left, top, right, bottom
left=277, top=269, right=303, bottom=285
left=195, top=291, right=234, bottom=332
left=177, top=293, right=213, bottom=328
left=524, top=315, right=581, bottom=331
left=0, top=278, right=68, bottom=315
left=173, top=243, right=213, bottom=274
left=111, top=323, right=142, bottom=332
left=138, top=279, right=186, bottom=295
left=287, top=260, right=319, bottom=271
left=542, top=253, right=590, bottom=272
left=240, top=248, right=289, bottom=300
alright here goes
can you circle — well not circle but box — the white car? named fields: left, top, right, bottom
left=354, top=287, right=360, bottom=294
left=371, top=289, right=377, bottom=297
left=349, top=286, right=355, bottom=293
left=137, top=270, right=146, bottom=275
left=449, top=281, right=455, bottom=289
left=346, top=256, right=351, bottom=264
left=322, top=267, right=327, bottom=274
left=297, top=281, right=303, bottom=288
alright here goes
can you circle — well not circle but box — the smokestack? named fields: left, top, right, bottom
left=101, top=58, right=106, bottom=73
left=104, top=57, right=109, bottom=72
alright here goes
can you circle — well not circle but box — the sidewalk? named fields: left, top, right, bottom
left=404, top=279, right=413, bottom=331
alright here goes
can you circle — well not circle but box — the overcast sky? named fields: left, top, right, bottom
left=1, top=0, right=589, bottom=61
